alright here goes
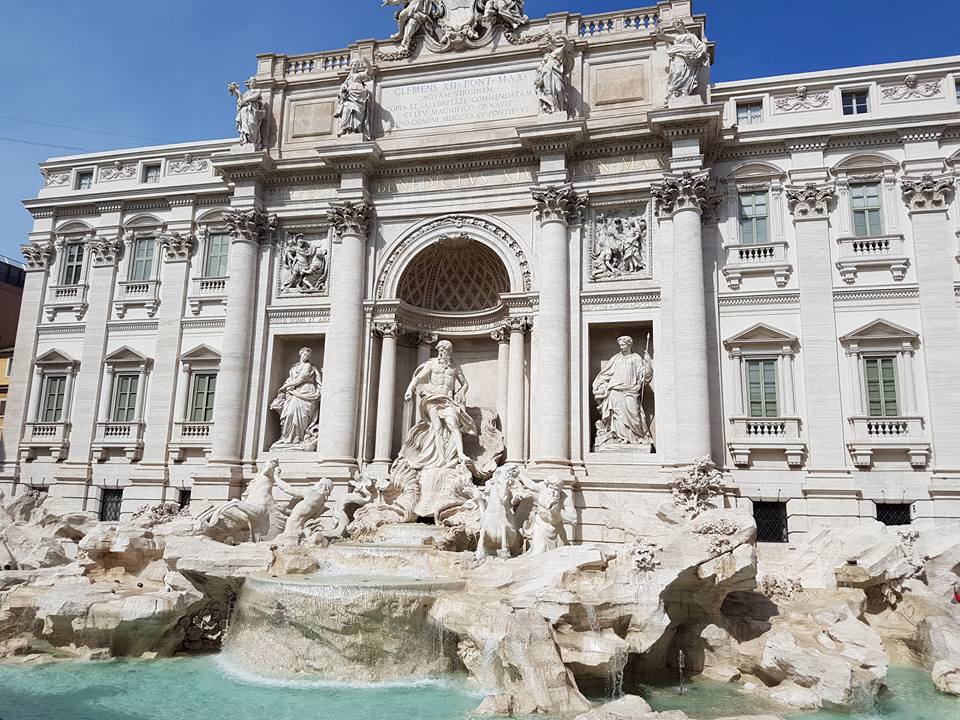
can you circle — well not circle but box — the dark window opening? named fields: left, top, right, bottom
left=877, top=503, right=912, bottom=526
left=178, top=489, right=192, bottom=509
left=100, top=489, right=124, bottom=522
left=753, top=501, right=789, bottom=543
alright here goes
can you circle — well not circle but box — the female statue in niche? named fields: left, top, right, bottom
left=592, top=336, right=654, bottom=446
left=270, top=347, right=322, bottom=451
left=335, top=60, right=374, bottom=140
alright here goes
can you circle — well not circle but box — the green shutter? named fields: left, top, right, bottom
left=865, top=357, right=898, bottom=417
left=747, top=359, right=778, bottom=418
left=191, top=374, right=217, bottom=422
left=42, top=376, right=66, bottom=422
left=112, top=374, right=139, bottom=422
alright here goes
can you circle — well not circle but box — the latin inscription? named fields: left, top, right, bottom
left=374, top=166, right=534, bottom=194
left=380, top=71, right=537, bottom=131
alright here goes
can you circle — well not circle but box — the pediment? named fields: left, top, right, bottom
left=104, top=346, right=151, bottom=364
left=180, top=344, right=221, bottom=362
left=35, top=349, right=79, bottom=367
left=840, top=319, right=918, bottom=346
left=831, top=152, right=899, bottom=176
left=726, top=161, right=786, bottom=182
left=724, top=323, right=798, bottom=351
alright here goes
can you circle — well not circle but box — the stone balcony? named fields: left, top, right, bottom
left=835, top=233, right=909, bottom=284
left=721, top=241, right=792, bottom=290
left=847, top=415, right=930, bottom=468
left=45, top=283, right=88, bottom=321
left=187, top=276, right=228, bottom=315
left=727, top=416, right=805, bottom=467
left=114, top=279, right=160, bottom=318
left=92, top=421, right=145, bottom=462
left=168, top=421, right=213, bottom=462
left=20, top=421, right=70, bottom=461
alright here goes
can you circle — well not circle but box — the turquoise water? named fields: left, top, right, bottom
left=642, top=666, right=960, bottom=720
left=0, top=657, right=956, bottom=720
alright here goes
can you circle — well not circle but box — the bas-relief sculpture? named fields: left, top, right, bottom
left=591, top=210, right=647, bottom=279
left=227, top=77, right=267, bottom=150
left=335, top=59, right=374, bottom=140
left=534, top=38, right=571, bottom=115
left=592, top=336, right=654, bottom=448
left=661, top=20, right=708, bottom=104
left=269, top=348, right=322, bottom=451
left=280, top=233, right=328, bottom=294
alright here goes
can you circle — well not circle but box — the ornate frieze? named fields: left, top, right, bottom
left=327, top=201, right=374, bottom=239
left=159, top=232, right=196, bottom=262
left=20, top=241, right=55, bottom=271
left=99, top=162, right=137, bottom=182
left=532, top=184, right=588, bottom=224
left=589, top=208, right=648, bottom=280
left=86, top=234, right=124, bottom=266
left=651, top=171, right=719, bottom=217
left=785, top=183, right=835, bottom=218
left=41, top=169, right=70, bottom=187
left=280, top=233, right=328, bottom=294
left=168, top=154, right=210, bottom=175
left=773, top=86, right=830, bottom=113
left=223, top=208, right=277, bottom=243
left=901, top=174, right=955, bottom=212
left=880, top=75, right=941, bottom=102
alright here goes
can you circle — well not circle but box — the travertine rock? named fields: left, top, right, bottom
left=78, top=524, right=163, bottom=573
left=163, top=536, right=273, bottom=578
left=932, top=660, right=960, bottom=695
left=573, top=694, right=651, bottom=719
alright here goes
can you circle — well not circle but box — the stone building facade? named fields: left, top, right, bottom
left=2, top=1, right=959, bottom=540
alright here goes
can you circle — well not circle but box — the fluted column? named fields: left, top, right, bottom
left=531, top=184, right=586, bottom=468
left=652, top=171, right=717, bottom=461
left=506, top=317, right=531, bottom=464
left=317, top=201, right=373, bottom=469
left=373, top=322, right=400, bottom=467
left=208, top=209, right=275, bottom=464
left=901, top=175, right=960, bottom=471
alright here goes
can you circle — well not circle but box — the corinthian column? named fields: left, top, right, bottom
left=208, top=209, right=276, bottom=465
left=506, top=317, right=531, bottom=464
left=317, top=201, right=373, bottom=472
left=372, top=322, right=400, bottom=469
left=652, top=171, right=718, bottom=461
left=531, top=184, right=587, bottom=468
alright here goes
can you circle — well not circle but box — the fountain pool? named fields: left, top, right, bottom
left=0, top=659, right=957, bottom=720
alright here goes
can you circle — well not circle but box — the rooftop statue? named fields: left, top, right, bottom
left=662, top=20, right=708, bottom=104
left=335, top=59, right=374, bottom=140
left=227, top=77, right=267, bottom=150
left=382, top=0, right=445, bottom=52
left=535, top=38, right=571, bottom=116
left=478, top=0, right=528, bottom=29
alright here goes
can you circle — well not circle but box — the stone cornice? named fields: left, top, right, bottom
left=211, top=150, right=275, bottom=183
left=515, top=120, right=586, bottom=155
left=316, top=141, right=382, bottom=174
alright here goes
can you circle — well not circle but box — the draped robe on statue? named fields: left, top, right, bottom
left=592, top=351, right=653, bottom=444
left=403, top=380, right=478, bottom=470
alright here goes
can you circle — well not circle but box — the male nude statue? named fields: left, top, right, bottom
left=403, top=339, right=476, bottom=468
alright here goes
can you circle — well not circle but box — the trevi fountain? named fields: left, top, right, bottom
left=2, top=2, right=960, bottom=719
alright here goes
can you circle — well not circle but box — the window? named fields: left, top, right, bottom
left=99, top=489, right=123, bottom=522
left=76, top=171, right=94, bottom=190
left=746, top=359, right=779, bottom=418
left=178, top=489, right=192, bottom=509
left=876, top=503, right=912, bottom=526
left=204, top=233, right=230, bottom=277
left=842, top=89, right=869, bottom=115
left=190, top=373, right=217, bottom=422
left=738, top=192, right=769, bottom=244
left=41, top=375, right=67, bottom=422
left=753, top=501, right=789, bottom=543
left=850, top=183, right=883, bottom=237
left=142, top=164, right=161, bottom=184
left=955, top=80, right=959, bottom=104
left=111, top=373, right=139, bottom=422
left=129, top=237, right=155, bottom=282
left=864, top=356, right=899, bottom=417
left=736, top=101, right=763, bottom=127
left=0, top=397, right=7, bottom=417
left=60, top=243, right=85, bottom=285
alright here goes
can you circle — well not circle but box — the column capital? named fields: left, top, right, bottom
left=785, top=182, right=836, bottom=219
left=159, top=231, right=196, bottom=263
left=86, top=234, right=124, bottom=267
left=327, top=201, right=374, bottom=239
left=20, top=241, right=54, bottom=271
left=532, top=184, right=588, bottom=225
left=415, top=331, right=438, bottom=348
left=373, top=321, right=401, bottom=339
left=505, top=316, right=533, bottom=334
left=900, top=174, right=955, bottom=213
left=224, top=208, right=277, bottom=244
left=652, top=171, right=721, bottom=218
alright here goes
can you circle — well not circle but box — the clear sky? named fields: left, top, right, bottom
left=1, top=0, right=956, bottom=261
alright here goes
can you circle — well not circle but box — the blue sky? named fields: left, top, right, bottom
left=1, top=0, right=956, bottom=261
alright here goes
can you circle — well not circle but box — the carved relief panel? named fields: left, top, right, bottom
left=277, top=230, right=331, bottom=297
left=586, top=205, right=651, bottom=282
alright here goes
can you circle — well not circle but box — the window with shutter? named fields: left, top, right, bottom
left=190, top=373, right=217, bottom=422
left=204, top=233, right=231, bottom=277
left=864, top=356, right=899, bottom=417
left=747, top=358, right=778, bottom=418
left=111, top=374, right=139, bottom=422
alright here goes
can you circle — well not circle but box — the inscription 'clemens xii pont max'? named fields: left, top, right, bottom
left=380, top=71, right=538, bottom=130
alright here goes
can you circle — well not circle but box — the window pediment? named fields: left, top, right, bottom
left=725, top=161, right=786, bottom=185
left=724, top=323, right=798, bottom=354
left=34, top=349, right=79, bottom=368
left=180, top=344, right=221, bottom=364
left=831, top=153, right=899, bottom=181
left=104, top=346, right=151, bottom=366
left=840, top=318, right=918, bottom=350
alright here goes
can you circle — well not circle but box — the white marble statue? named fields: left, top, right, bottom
left=269, top=348, right=322, bottom=451
left=663, top=20, right=708, bottom=103
left=281, top=234, right=327, bottom=294
left=276, top=476, right=334, bottom=543
left=478, top=0, right=527, bottom=29
left=592, top=336, right=654, bottom=446
left=592, top=213, right=646, bottom=279
left=403, top=339, right=477, bottom=469
left=475, top=464, right=522, bottom=560
left=227, top=77, right=268, bottom=149
left=192, top=459, right=280, bottom=543
left=535, top=41, right=570, bottom=115
left=383, top=0, right=441, bottom=50
left=522, top=476, right=576, bottom=555
left=335, top=60, right=373, bottom=140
